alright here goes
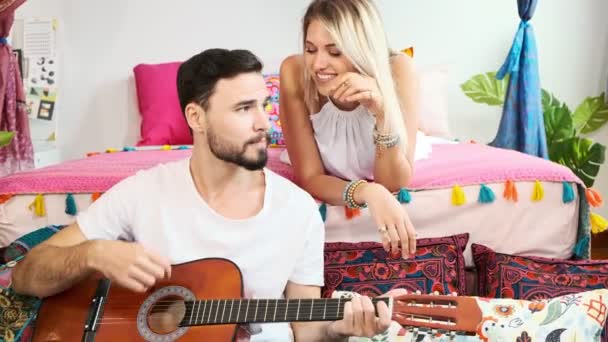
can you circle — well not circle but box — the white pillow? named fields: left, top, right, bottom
left=417, top=64, right=450, bottom=138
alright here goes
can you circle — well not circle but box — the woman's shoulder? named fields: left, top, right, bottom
left=389, top=52, right=416, bottom=77
left=279, top=54, right=306, bottom=95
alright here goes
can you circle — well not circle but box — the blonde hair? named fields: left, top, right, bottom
left=302, top=0, right=408, bottom=153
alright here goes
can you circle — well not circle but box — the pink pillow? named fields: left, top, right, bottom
left=133, top=62, right=192, bottom=146
left=133, top=62, right=285, bottom=147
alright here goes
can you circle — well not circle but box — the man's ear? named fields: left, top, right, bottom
left=184, top=103, right=205, bottom=134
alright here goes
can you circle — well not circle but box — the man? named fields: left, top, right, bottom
left=11, top=49, right=393, bottom=341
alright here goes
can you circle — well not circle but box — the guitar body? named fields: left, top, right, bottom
left=33, top=258, right=243, bottom=342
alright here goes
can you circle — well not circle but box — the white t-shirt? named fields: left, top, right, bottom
left=76, top=157, right=325, bottom=341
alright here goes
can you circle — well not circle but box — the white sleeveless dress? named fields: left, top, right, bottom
left=280, top=99, right=434, bottom=181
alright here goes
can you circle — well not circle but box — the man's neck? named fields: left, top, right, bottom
left=189, top=146, right=266, bottom=219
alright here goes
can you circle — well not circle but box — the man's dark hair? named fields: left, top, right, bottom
left=176, top=48, right=263, bottom=115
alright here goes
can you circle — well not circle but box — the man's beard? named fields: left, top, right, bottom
left=207, top=127, right=269, bottom=171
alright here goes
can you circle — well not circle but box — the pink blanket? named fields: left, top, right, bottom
left=0, top=143, right=581, bottom=195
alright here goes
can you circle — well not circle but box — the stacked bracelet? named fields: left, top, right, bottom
left=373, top=125, right=400, bottom=150
left=342, top=180, right=368, bottom=209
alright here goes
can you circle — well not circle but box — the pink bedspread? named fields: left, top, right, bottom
left=0, top=143, right=582, bottom=195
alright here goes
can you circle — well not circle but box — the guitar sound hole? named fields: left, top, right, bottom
left=146, top=295, right=186, bottom=335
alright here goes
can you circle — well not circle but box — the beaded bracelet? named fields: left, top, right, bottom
left=373, top=125, right=400, bottom=150
left=342, top=179, right=368, bottom=209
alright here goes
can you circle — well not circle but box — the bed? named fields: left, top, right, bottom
left=0, top=141, right=590, bottom=265
left=0, top=65, right=595, bottom=298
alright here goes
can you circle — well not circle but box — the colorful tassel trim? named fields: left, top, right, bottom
left=531, top=180, right=544, bottom=202
left=28, top=194, right=46, bottom=217
left=585, top=188, right=604, bottom=208
left=0, top=194, right=13, bottom=205
left=319, top=203, right=327, bottom=222
left=344, top=206, right=361, bottom=219
left=105, top=148, right=119, bottom=153
left=65, top=193, right=77, bottom=216
left=504, top=180, right=518, bottom=202
left=177, top=146, right=190, bottom=150
left=91, top=192, right=102, bottom=202
left=451, top=185, right=466, bottom=206
left=161, top=145, right=172, bottom=151
left=590, top=213, right=608, bottom=234
left=86, top=152, right=100, bottom=157
left=122, top=146, right=136, bottom=152
left=397, top=188, right=412, bottom=204
left=562, top=182, right=575, bottom=203
left=478, top=184, right=495, bottom=203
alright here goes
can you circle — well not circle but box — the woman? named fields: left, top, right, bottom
left=279, top=0, right=420, bottom=258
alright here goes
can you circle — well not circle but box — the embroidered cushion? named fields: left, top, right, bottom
left=322, top=234, right=469, bottom=298
left=472, top=243, right=608, bottom=341
left=334, top=289, right=608, bottom=342
left=0, top=225, right=66, bottom=342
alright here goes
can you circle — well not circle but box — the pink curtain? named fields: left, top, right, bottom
left=0, top=0, right=34, bottom=176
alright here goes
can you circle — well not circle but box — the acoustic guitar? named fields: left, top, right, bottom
left=32, top=258, right=482, bottom=341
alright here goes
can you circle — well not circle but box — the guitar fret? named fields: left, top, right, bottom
left=236, top=300, right=242, bottom=323
left=323, top=299, right=327, bottom=320
left=284, top=300, right=289, bottom=321
left=337, top=298, right=342, bottom=320
left=214, top=299, right=220, bottom=323
left=273, top=300, right=278, bottom=322
left=245, top=300, right=250, bottom=323
left=207, top=300, right=214, bottom=324
left=254, top=299, right=259, bottom=322
left=188, top=301, right=194, bottom=325
left=264, top=299, right=269, bottom=322
left=221, top=299, right=227, bottom=323
left=203, top=300, right=209, bottom=324
left=229, top=300, right=234, bottom=324
left=308, top=299, right=313, bottom=320
left=296, top=299, right=301, bottom=321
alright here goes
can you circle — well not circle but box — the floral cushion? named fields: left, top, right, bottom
left=322, top=234, right=469, bottom=298
left=0, top=260, right=40, bottom=342
left=0, top=225, right=67, bottom=342
left=472, top=243, right=608, bottom=341
left=335, top=288, right=608, bottom=341
left=264, top=74, right=284, bottom=146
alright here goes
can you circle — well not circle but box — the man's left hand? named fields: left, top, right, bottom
left=326, top=295, right=392, bottom=339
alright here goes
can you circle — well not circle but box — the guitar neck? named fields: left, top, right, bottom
left=179, top=297, right=390, bottom=326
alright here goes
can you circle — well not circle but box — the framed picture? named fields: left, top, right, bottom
left=37, top=99, right=54, bottom=121
left=12, top=49, right=23, bottom=77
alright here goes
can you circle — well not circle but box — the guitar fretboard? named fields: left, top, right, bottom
left=179, top=297, right=389, bottom=326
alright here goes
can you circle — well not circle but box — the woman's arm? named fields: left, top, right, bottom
left=372, top=54, right=420, bottom=192
left=279, top=55, right=369, bottom=207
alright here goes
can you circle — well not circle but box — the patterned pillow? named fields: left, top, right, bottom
left=0, top=225, right=67, bottom=342
left=0, top=263, right=41, bottom=342
left=264, top=74, right=284, bottom=146
left=322, top=234, right=468, bottom=298
left=335, top=288, right=608, bottom=342
left=472, top=243, right=608, bottom=341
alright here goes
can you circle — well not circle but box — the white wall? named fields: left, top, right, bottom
left=15, top=0, right=608, bottom=217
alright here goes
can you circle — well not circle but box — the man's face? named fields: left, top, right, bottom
left=203, top=72, right=271, bottom=170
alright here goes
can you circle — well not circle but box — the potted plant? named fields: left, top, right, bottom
left=461, top=72, right=608, bottom=188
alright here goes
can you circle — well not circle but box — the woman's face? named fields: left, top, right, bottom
left=304, top=19, right=356, bottom=97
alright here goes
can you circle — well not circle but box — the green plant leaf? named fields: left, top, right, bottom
left=572, top=92, right=608, bottom=134
left=540, top=301, right=563, bottom=326
left=544, top=102, right=574, bottom=146
left=549, top=137, right=606, bottom=188
left=460, top=72, right=509, bottom=106
left=0, top=131, right=14, bottom=148
left=542, top=89, right=561, bottom=113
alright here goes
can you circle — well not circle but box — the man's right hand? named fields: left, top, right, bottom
left=87, top=240, right=172, bottom=293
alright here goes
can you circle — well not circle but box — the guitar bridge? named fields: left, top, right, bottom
left=82, top=278, right=111, bottom=342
